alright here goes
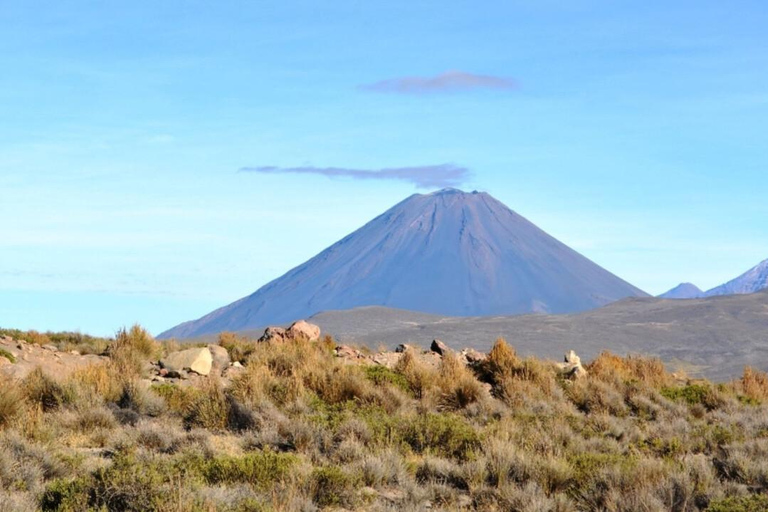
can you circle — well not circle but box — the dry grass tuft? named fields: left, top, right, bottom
left=733, top=366, right=768, bottom=403
left=0, top=375, right=24, bottom=428
left=108, top=324, right=160, bottom=377
left=587, top=351, right=673, bottom=389
left=396, top=348, right=438, bottom=399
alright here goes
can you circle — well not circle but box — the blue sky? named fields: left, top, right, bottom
left=2, top=1, right=768, bottom=336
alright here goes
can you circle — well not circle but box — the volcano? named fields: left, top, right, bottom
left=159, top=189, right=647, bottom=338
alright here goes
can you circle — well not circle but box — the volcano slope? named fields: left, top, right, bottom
left=161, top=188, right=645, bottom=339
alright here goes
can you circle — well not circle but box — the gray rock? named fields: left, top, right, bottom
left=258, top=327, right=287, bottom=343
left=287, top=320, right=321, bottom=341
left=430, top=339, right=450, bottom=356
left=556, top=350, right=588, bottom=380
left=208, top=344, right=230, bottom=372
left=461, top=348, right=486, bottom=363
left=161, top=347, right=213, bottom=376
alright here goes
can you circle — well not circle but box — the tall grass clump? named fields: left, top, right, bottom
left=108, top=324, right=161, bottom=377
left=0, top=375, right=24, bottom=428
left=218, top=331, right=257, bottom=364
left=23, top=368, right=73, bottom=412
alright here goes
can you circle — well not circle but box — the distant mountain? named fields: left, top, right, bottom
left=159, top=188, right=647, bottom=339
left=659, top=283, right=704, bottom=299
left=705, top=258, right=768, bottom=297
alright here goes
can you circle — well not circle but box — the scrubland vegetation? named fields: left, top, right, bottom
left=2, top=326, right=768, bottom=511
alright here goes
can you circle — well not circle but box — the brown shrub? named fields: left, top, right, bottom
left=735, top=366, right=768, bottom=403
left=479, top=338, right=520, bottom=385
left=437, top=352, right=484, bottom=410
left=69, top=363, right=122, bottom=403
left=109, top=324, right=160, bottom=377
left=22, top=368, right=73, bottom=412
left=567, top=378, right=628, bottom=416
left=395, top=349, right=438, bottom=399
left=587, top=352, right=673, bottom=389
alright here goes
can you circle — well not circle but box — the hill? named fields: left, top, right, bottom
left=659, top=282, right=704, bottom=299
left=302, top=291, right=768, bottom=381
left=160, top=188, right=646, bottom=338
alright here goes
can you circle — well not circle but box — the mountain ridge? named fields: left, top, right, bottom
left=705, top=258, right=768, bottom=297
left=660, top=258, right=768, bottom=299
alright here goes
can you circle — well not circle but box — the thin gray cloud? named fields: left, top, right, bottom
left=360, top=70, right=518, bottom=94
left=239, top=164, right=471, bottom=189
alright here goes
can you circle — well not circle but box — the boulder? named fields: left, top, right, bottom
left=395, top=344, right=413, bottom=353
left=258, top=320, right=322, bottom=343
left=161, top=347, right=213, bottom=376
left=208, top=344, right=231, bottom=372
left=335, top=345, right=360, bottom=359
left=258, top=327, right=287, bottom=343
left=461, top=348, right=486, bottom=364
left=430, top=339, right=450, bottom=356
left=287, top=320, right=321, bottom=341
left=556, top=350, right=588, bottom=379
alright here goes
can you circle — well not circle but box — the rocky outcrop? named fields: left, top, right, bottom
left=430, top=339, right=450, bottom=356
left=258, top=327, right=288, bottom=343
left=287, top=320, right=321, bottom=341
left=208, top=344, right=231, bottom=372
left=0, top=336, right=108, bottom=380
left=461, top=348, right=486, bottom=364
left=556, top=350, right=588, bottom=380
left=258, top=321, right=322, bottom=343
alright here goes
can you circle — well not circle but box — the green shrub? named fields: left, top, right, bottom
left=0, top=348, right=16, bottom=364
left=364, top=365, right=412, bottom=395
left=183, top=379, right=231, bottom=431
left=312, top=465, right=361, bottom=508
left=72, top=451, right=184, bottom=512
left=398, top=413, right=480, bottom=460
left=151, top=383, right=197, bottom=415
left=201, top=451, right=298, bottom=488
left=661, top=384, right=712, bottom=405
left=40, top=477, right=90, bottom=511
left=567, top=452, right=635, bottom=488
left=707, top=494, right=768, bottom=512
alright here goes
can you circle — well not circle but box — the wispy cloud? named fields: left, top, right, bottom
left=360, top=70, right=518, bottom=94
left=239, top=164, right=471, bottom=188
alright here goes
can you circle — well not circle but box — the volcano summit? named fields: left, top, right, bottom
left=160, top=189, right=647, bottom=338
